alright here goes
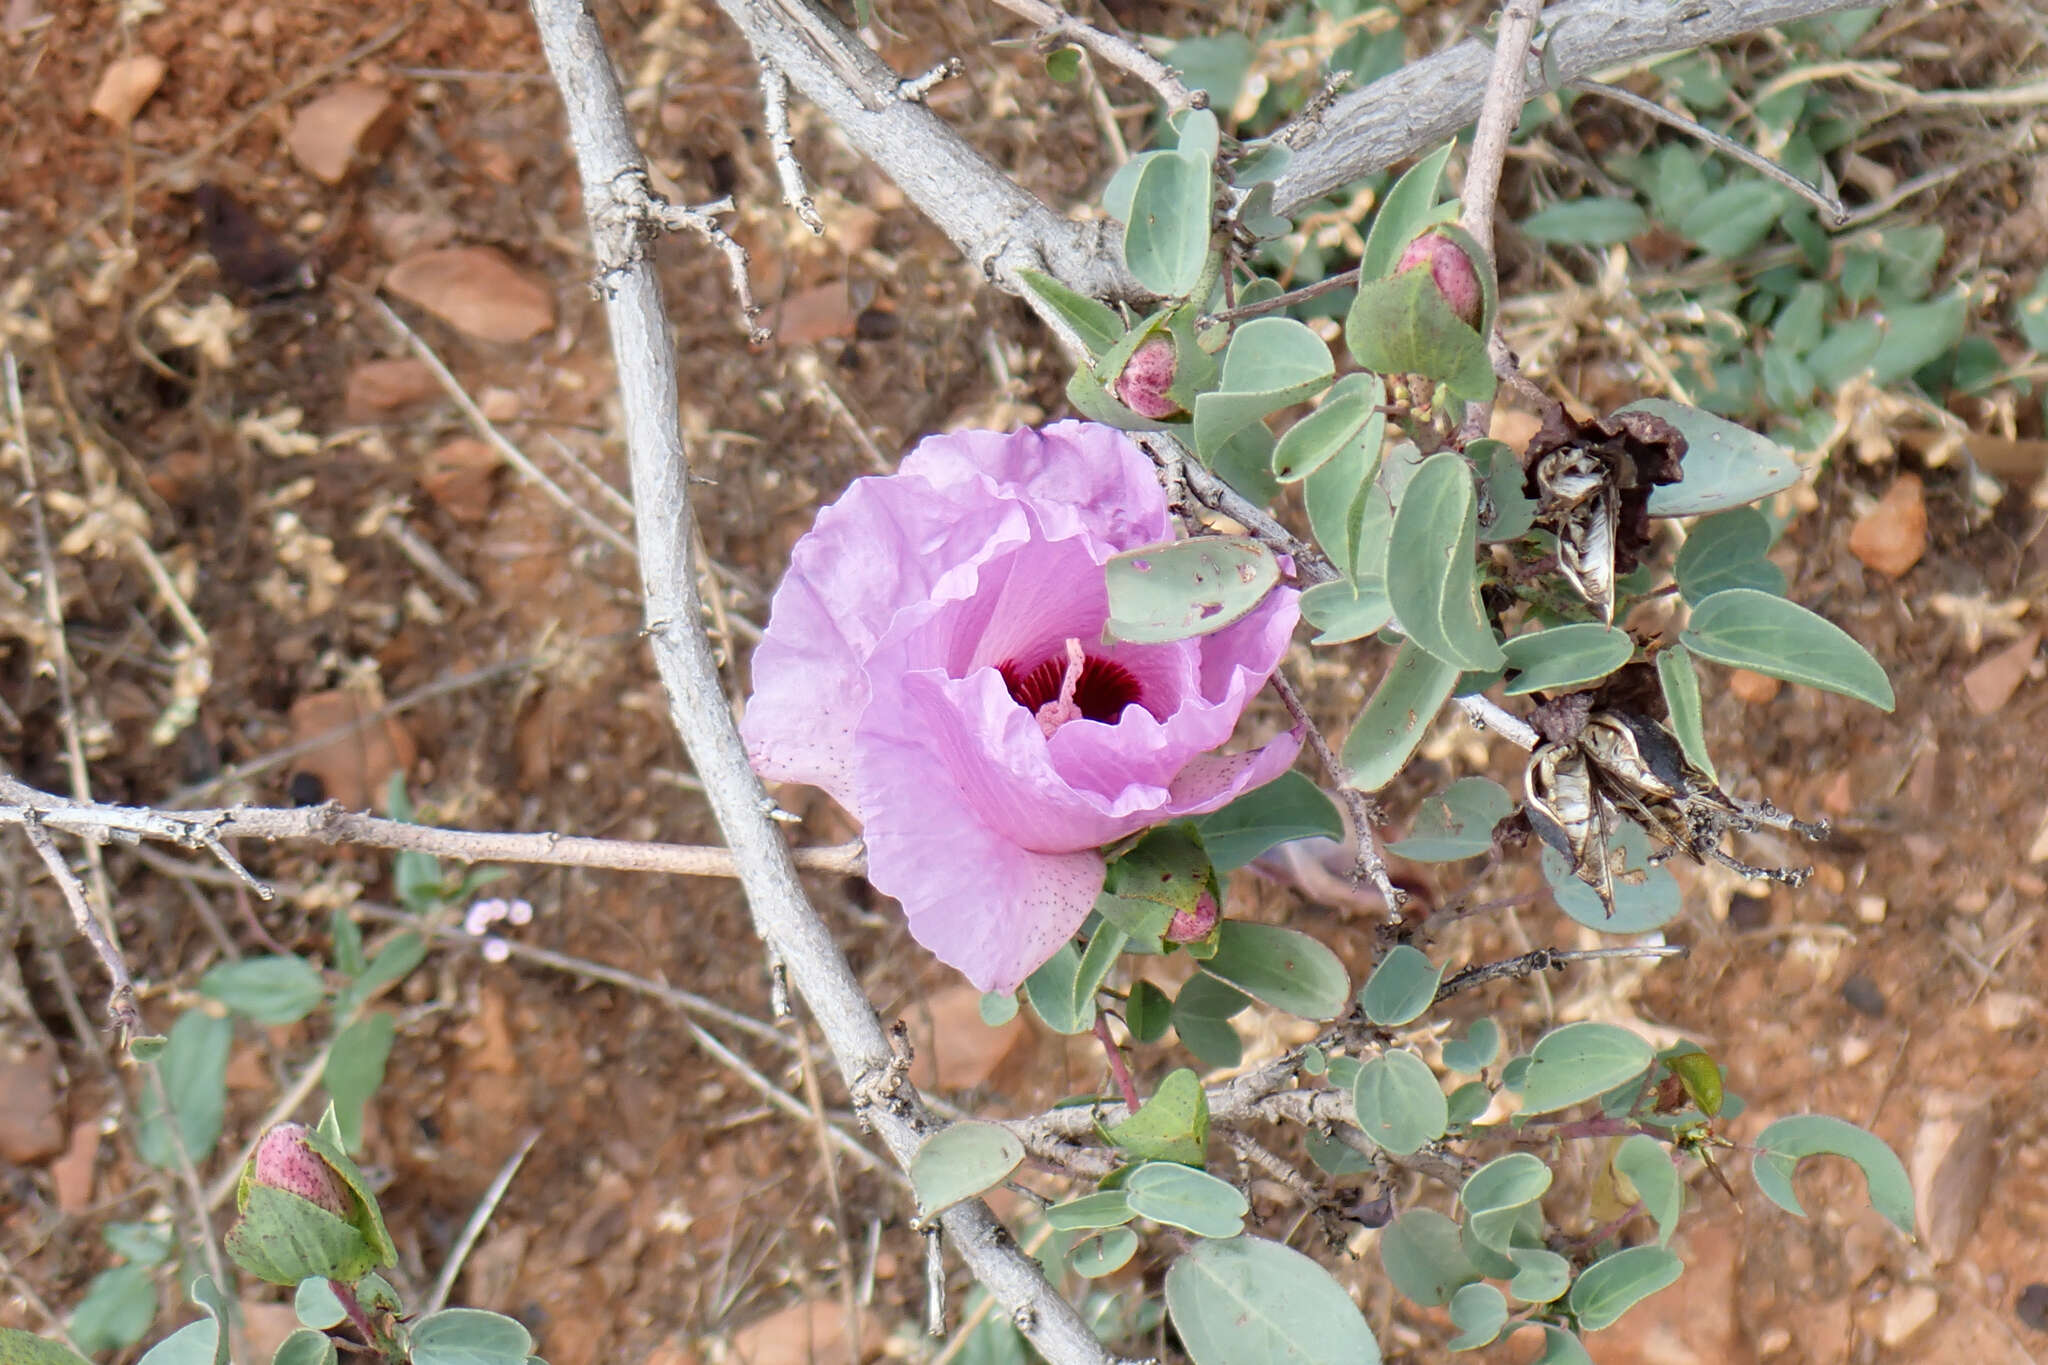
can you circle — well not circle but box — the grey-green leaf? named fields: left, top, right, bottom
left=911, top=1121, right=1026, bottom=1218
left=1567, top=1246, right=1684, bottom=1331
left=1360, top=141, right=1456, bottom=282
left=1519, top=198, right=1648, bottom=246
left=1199, top=922, right=1350, bottom=1020
left=1386, top=452, right=1504, bottom=671
left=1024, top=943, right=1095, bottom=1035
left=1353, top=1049, right=1448, bottom=1155
left=1015, top=269, right=1125, bottom=359
left=1191, top=771, right=1344, bottom=872
left=1125, top=150, right=1213, bottom=297
left=1750, top=1114, right=1915, bottom=1235
left=1501, top=623, right=1634, bottom=696
left=1388, top=776, right=1515, bottom=862
left=1655, top=644, right=1717, bottom=781
left=1172, top=974, right=1248, bottom=1069
left=1166, top=1236, right=1381, bottom=1365
left=1124, top=1162, right=1248, bottom=1239
left=1378, top=1208, right=1480, bottom=1308
left=1069, top=1227, right=1140, bottom=1278
left=1675, top=507, right=1786, bottom=604
left=1445, top=1282, right=1508, bottom=1352
left=1340, top=638, right=1460, bottom=792
left=1519, top=1022, right=1654, bottom=1115
left=1272, top=374, right=1384, bottom=482
left=1300, top=575, right=1394, bottom=644
left=271, top=1331, right=338, bottom=1365
left=136, top=1010, right=232, bottom=1172
left=1194, top=317, right=1336, bottom=453
left=1625, top=399, right=1803, bottom=517
left=1344, top=269, right=1495, bottom=400
left=1441, top=1018, right=1502, bottom=1074
left=1681, top=588, right=1894, bottom=710
left=0, top=1330, right=96, bottom=1365
left=1105, top=537, right=1281, bottom=645
left=199, top=955, right=326, bottom=1026
left=1614, top=1135, right=1683, bottom=1246
left=1045, top=1190, right=1136, bottom=1231
left=407, top=1309, right=535, bottom=1365
left=1359, top=946, right=1445, bottom=1027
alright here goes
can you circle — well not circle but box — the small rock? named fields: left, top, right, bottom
left=286, top=81, right=405, bottom=185
left=0, top=1042, right=65, bottom=1163
left=1727, top=668, right=1782, bottom=704
left=771, top=280, right=858, bottom=346
left=344, top=357, right=442, bottom=418
left=287, top=689, right=417, bottom=811
left=384, top=246, right=555, bottom=343
left=2019, top=1283, right=2048, bottom=1332
left=420, top=437, right=502, bottom=525
left=728, top=1299, right=882, bottom=1365
left=50, top=1122, right=100, bottom=1212
left=1847, top=473, right=1927, bottom=578
left=1911, top=1094, right=1998, bottom=1265
left=1839, top=974, right=1885, bottom=1018
left=368, top=208, right=458, bottom=260
left=1878, top=1284, right=1939, bottom=1346
left=1854, top=894, right=1887, bottom=924
left=1962, top=629, right=2040, bottom=715
left=1726, top=893, right=1772, bottom=931
left=90, top=55, right=166, bottom=126
left=477, top=386, right=522, bottom=421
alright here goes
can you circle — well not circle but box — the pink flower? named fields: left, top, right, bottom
left=250, top=1122, right=350, bottom=1218
left=742, top=421, right=1302, bottom=992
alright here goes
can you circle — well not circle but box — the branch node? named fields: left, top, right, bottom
left=897, top=58, right=963, bottom=103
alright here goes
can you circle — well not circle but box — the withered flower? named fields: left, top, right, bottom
left=1521, top=407, right=1687, bottom=623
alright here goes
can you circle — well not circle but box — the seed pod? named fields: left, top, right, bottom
left=1111, top=335, right=1181, bottom=421
left=1524, top=742, right=1615, bottom=912
left=1532, top=449, right=1621, bottom=622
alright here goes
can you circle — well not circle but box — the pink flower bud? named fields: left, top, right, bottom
left=1395, top=232, right=1483, bottom=329
left=1112, top=336, right=1181, bottom=420
left=251, top=1122, right=351, bottom=1218
left=1165, top=892, right=1220, bottom=944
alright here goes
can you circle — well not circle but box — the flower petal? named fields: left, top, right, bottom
left=902, top=421, right=1170, bottom=555
left=858, top=722, right=1105, bottom=993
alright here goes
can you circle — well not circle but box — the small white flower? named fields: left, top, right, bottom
left=481, top=937, right=511, bottom=964
left=507, top=899, right=534, bottom=926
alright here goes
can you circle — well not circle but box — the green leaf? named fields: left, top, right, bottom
left=1069, top=1227, right=1140, bottom=1278
left=1389, top=776, right=1515, bottom=862
left=1107, top=1068, right=1210, bottom=1165
left=1272, top=374, right=1383, bottom=482
left=1676, top=508, right=1787, bottom=604
left=1044, top=46, right=1081, bottom=82
left=407, top=1309, right=535, bottom=1365
left=136, top=1010, right=232, bottom=1171
left=1441, top=1018, right=1502, bottom=1074
left=1360, top=141, right=1456, bottom=282
left=1193, top=317, right=1335, bottom=453
left=1105, top=537, right=1281, bottom=644
left=2013, top=274, right=2048, bottom=351
left=1540, top=824, right=1683, bottom=933
left=1125, top=150, right=1213, bottom=297
left=137, top=1322, right=221, bottom=1365
left=1751, top=1114, right=1915, bottom=1235
left=1339, top=638, right=1459, bottom=792
left=1519, top=1022, right=1654, bottom=1115
left=1046, top=1190, right=1135, bottom=1231
left=69, top=1265, right=157, bottom=1354
left=1386, top=452, right=1504, bottom=671
left=1460, top=1151, right=1551, bottom=1221
left=1505, top=1246, right=1572, bottom=1304
left=1125, top=1161, right=1248, bottom=1238
left=1679, top=179, right=1785, bottom=258
left=103, top=1220, right=175, bottom=1266
left=1166, top=1236, right=1381, bottom=1364
left=1024, top=943, right=1096, bottom=1035
left=1305, top=1127, right=1375, bottom=1176
left=330, top=908, right=365, bottom=978
left=293, top=1279, right=346, bottom=1330
left=199, top=955, right=326, bottom=1026
left=1869, top=290, right=1967, bottom=386
left=1501, top=623, right=1634, bottom=696
left=1681, top=588, right=1894, bottom=710
left=1806, top=318, right=1885, bottom=389
left=1614, top=1135, right=1683, bottom=1246
left=1072, top=925, right=1128, bottom=1017
left=1656, top=644, right=1716, bottom=781
left=1305, top=443, right=1388, bottom=578
left=910, top=1121, right=1026, bottom=1218
left=1300, top=575, right=1394, bottom=644
left=1475, top=440, right=1537, bottom=542
left=1125, top=980, right=1170, bottom=1043
left=1198, top=922, right=1349, bottom=1020
left=1015, top=269, right=1125, bottom=360
left=271, top=1331, right=338, bottom=1365
left=1172, top=974, right=1248, bottom=1068
left=1203, top=417, right=1282, bottom=505
left=978, top=991, right=1019, bottom=1027
left=1624, top=398, right=1803, bottom=517
left=1445, top=1080, right=1491, bottom=1127
left=225, top=1183, right=380, bottom=1286
left=333, top=931, right=426, bottom=1019
left=1568, top=1245, right=1684, bottom=1330
left=1359, top=946, right=1445, bottom=1027
left=1445, top=1282, right=1508, bottom=1351
left=1353, top=1049, right=1448, bottom=1155
left=1191, top=771, right=1344, bottom=872
left=323, top=1011, right=395, bottom=1152
left=1519, top=198, right=1648, bottom=246
left=1378, top=1209, right=1479, bottom=1308
left=1344, top=268, right=1495, bottom=399
left=0, top=1330, right=96, bottom=1365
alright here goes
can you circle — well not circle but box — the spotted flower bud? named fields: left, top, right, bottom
left=1395, top=231, right=1483, bottom=330
left=1112, top=335, right=1181, bottom=420
left=251, top=1122, right=351, bottom=1218
left=1164, top=891, right=1220, bottom=945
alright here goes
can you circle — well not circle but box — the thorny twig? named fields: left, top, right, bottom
left=987, top=0, right=1206, bottom=111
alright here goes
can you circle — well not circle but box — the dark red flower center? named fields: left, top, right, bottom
left=1000, top=652, right=1143, bottom=724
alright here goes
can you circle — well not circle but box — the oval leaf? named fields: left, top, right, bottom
left=1272, top=374, right=1383, bottom=482
left=1566, top=1245, right=1683, bottom=1331
left=1172, top=974, right=1248, bottom=1069
left=407, top=1309, right=535, bottom=1365
left=1353, top=1049, right=1448, bottom=1155
left=1069, top=1226, right=1140, bottom=1278
left=1125, top=150, right=1213, bottom=297
left=1340, top=638, right=1460, bottom=792
left=1378, top=1208, right=1479, bottom=1308
left=1191, top=771, right=1344, bottom=872
left=1023, top=942, right=1095, bottom=1035
left=1613, top=1135, right=1683, bottom=1247
left=1106, top=1068, right=1210, bottom=1166
left=1655, top=644, right=1716, bottom=781
left=136, top=1010, right=232, bottom=1172
left=1540, top=826, right=1684, bottom=933
left=1167, top=1236, right=1381, bottom=1365
left=1045, top=1190, right=1135, bottom=1231
left=1106, top=537, right=1281, bottom=644
left=1442, top=1018, right=1502, bottom=1075
left=1445, top=1282, right=1508, bottom=1351
left=1519, top=1022, right=1654, bottom=1116
left=1199, top=922, right=1349, bottom=1020
left=1194, top=316, right=1336, bottom=454
left=270, top=1331, right=338, bottom=1365
left=1501, top=623, right=1634, bottom=696
left=1345, top=269, right=1495, bottom=400
left=1675, top=507, right=1786, bottom=604
left=1625, top=398, right=1803, bottom=517
left=199, top=956, right=326, bottom=1026
left=1359, top=946, right=1445, bottom=1027
left=1751, top=1114, right=1915, bottom=1235
left=1125, top=1161, right=1249, bottom=1239
left=1386, top=453, right=1505, bottom=671
left=1301, top=574, right=1394, bottom=644
left=910, top=1121, right=1025, bottom=1218
left=1519, top=197, right=1649, bottom=246
left=1681, top=588, right=1894, bottom=710
left=1389, top=776, right=1516, bottom=862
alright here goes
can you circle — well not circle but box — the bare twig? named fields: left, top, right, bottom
left=1455, top=693, right=1541, bottom=751
left=758, top=61, right=826, bottom=234
left=987, top=0, right=1205, bottom=111
left=1433, top=943, right=1689, bottom=1002
left=1570, top=77, right=1847, bottom=224
left=898, top=57, right=964, bottom=103
left=1268, top=671, right=1404, bottom=909
left=1205, top=266, right=1361, bottom=325
left=636, top=187, right=772, bottom=342
left=17, top=811, right=135, bottom=1030
left=528, top=2, right=1119, bottom=1357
